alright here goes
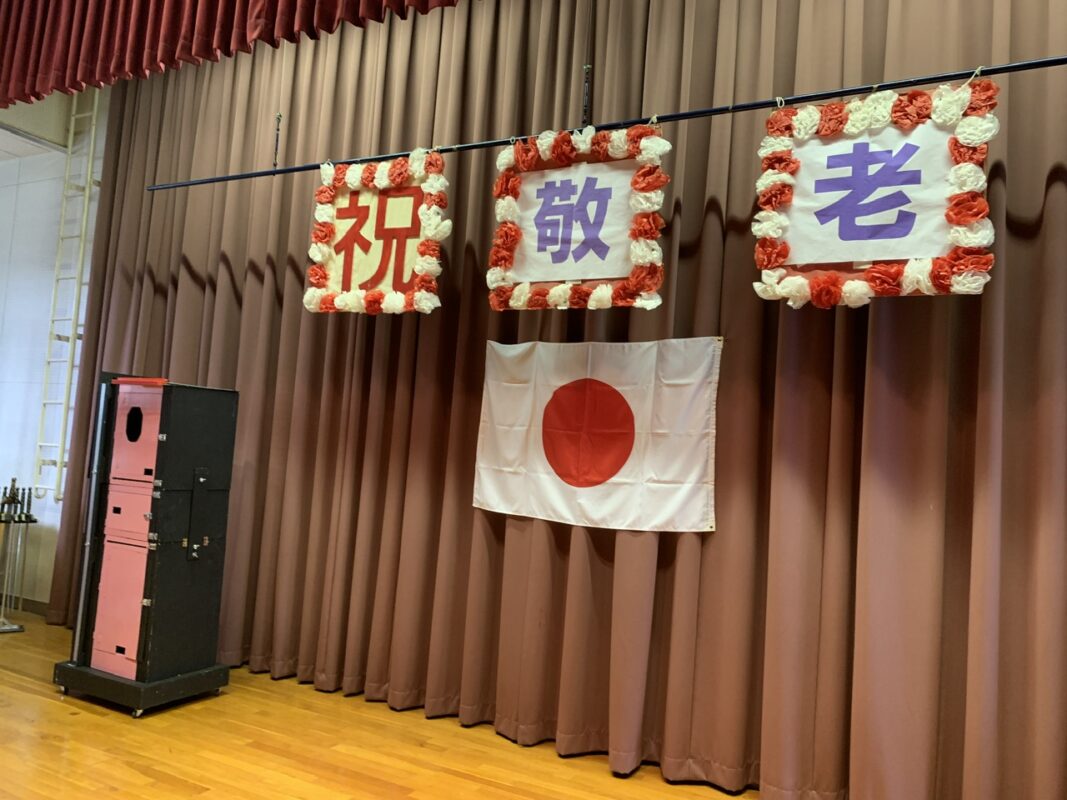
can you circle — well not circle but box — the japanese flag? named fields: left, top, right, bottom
left=473, top=338, right=722, bottom=533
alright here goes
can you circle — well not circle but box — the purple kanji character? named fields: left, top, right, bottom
left=534, top=177, right=613, bottom=264
left=814, top=142, right=922, bottom=240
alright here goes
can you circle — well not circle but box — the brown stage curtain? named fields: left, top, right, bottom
left=0, top=0, right=455, bottom=108
left=48, top=2, right=1067, bottom=797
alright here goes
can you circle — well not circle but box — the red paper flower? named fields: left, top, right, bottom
left=612, top=282, right=639, bottom=306
left=489, top=285, right=514, bottom=310
left=568, top=285, right=593, bottom=307
left=945, top=246, right=994, bottom=273
left=591, top=131, right=612, bottom=161
left=766, top=107, right=798, bottom=136
left=809, top=272, right=842, bottom=308
left=332, top=164, right=348, bottom=188
left=315, top=185, right=336, bottom=204
left=949, top=137, right=988, bottom=166
left=489, top=245, right=514, bottom=268
left=514, top=139, right=540, bottom=171
left=418, top=240, right=441, bottom=258
left=930, top=259, right=954, bottom=293
left=628, top=264, right=664, bottom=294
left=493, top=221, right=523, bottom=250
left=424, top=192, right=448, bottom=209
left=550, top=132, right=577, bottom=166
left=966, top=79, right=999, bottom=116
left=311, top=222, right=335, bottom=244
left=817, top=102, right=848, bottom=137
left=404, top=292, right=416, bottom=312
left=492, top=169, right=521, bottom=199
left=424, top=151, right=445, bottom=174
left=414, top=274, right=438, bottom=293
left=865, top=262, right=904, bottom=296
left=761, top=150, right=800, bottom=175
left=364, top=290, right=385, bottom=314
left=945, top=192, right=989, bottom=225
left=626, top=124, right=657, bottom=157
left=387, top=157, right=411, bottom=186
left=526, top=287, right=550, bottom=309
left=307, top=265, right=327, bottom=288
left=361, top=163, right=378, bottom=188
left=754, top=237, right=789, bottom=269
left=891, top=90, right=933, bottom=131
left=319, top=293, right=338, bottom=312
left=630, top=212, right=666, bottom=240
left=757, top=183, right=794, bottom=211
left=632, top=165, right=671, bottom=192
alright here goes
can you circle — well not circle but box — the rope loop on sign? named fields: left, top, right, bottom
left=963, top=65, right=984, bottom=87
left=775, top=96, right=785, bottom=108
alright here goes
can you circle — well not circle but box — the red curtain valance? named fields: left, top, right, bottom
left=0, top=0, right=456, bottom=108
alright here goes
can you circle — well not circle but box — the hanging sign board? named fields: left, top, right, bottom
left=486, top=125, right=672, bottom=310
left=751, top=80, right=1000, bottom=308
left=303, top=149, right=452, bottom=315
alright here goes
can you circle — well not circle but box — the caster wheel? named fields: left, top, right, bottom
left=132, top=709, right=144, bottom=719
left=214, top=688, right=223, bottom=696
left=60, top=687, right=68, bottom=695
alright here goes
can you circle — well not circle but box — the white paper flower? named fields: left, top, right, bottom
left=931, top=84, right=971, bottom=127
left=547, top=283, right=573, bottom=309
left=495, top=196, right=520, bottom=222
left=382, top=291, right=407, bottom=313
left=509, top=282, right=531, bottom=309
left=949, top=218, right=995, bottom=248
left=421, top=173, right=449, bottom=194
left=414, top=255, right=442, bottom=277
left=755, top=170, right=795, bottom=192
left=486, top=267, right=512, bottom=289
left=495, top=146, right=516, bottom=172
left=955, top=113, right=1000, bottom=146
left=864, top=91, right=898, bottom=131
left=637, top=135, right=672, bottom=166
left=752, top=268, right=786, bottom=300
left=901, top=258, right=935, bottom=295
left=751, top=210, right=789, bottom=239
left=843, top=98, right=871, bottom=136
left=345, top=167, right=361, bottom=190
left=587, top=283, right=615, bottom=309
left=792, top=106, right=821, bottom=141
left=630, top=239, right=663, bottom=265
left=374, top=162, right=392, bottom=190
left=334, top=290, right=365, bottom=313
left=419, top=206, right=453, bottom=241
left=303, top=288, right=326, bottom=311
left=951, top=270, right=991, bottom=295
left=409, top=148, right=428, bottom=180
left=634, top=292, right=662, bottom=310
left=841, top=279, right=875, bottom=308
left=308, top=243, right=330, bottom=262
left=319, top=162, right=334, bottom=186
left=608, top=129, right=629, bottom=158
left=314, top=204, right=335, bottom=223
left=536, top=130, right=556, bottom=161
left=413, top=290, right=440, bottom=314
left=948, top=162, right=987, bottom=194
left=758, top=135, right=794, bottom=157
left=572, top=126, right=596, bottom=154
left=777, top=275, right=811, bottom=309
left=631, top=190, right=664, bottom=213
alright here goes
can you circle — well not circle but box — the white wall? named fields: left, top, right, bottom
left=0, top=103, right=105, bottom=607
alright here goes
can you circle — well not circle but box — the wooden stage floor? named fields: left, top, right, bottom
left=0, top=611, right=757, bottom=799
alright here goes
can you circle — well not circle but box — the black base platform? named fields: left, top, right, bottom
left=53, top=660, right=229, bottom=717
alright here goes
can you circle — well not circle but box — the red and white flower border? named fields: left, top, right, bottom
left=302, top=148, right=453, bottom=315
left=751, top=79, right=1000, bottom=309
left=487, top=124, right=672, bottom=311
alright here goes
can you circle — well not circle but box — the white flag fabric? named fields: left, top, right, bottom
left=473, top=337, right=722, bottom=533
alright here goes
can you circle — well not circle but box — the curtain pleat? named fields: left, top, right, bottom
left=48, top=1, right=1067, bottom=797
left=0, top=0, right=453, bottom=108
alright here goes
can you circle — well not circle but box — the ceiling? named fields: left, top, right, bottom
left=0, top=127, right=53, bottom=160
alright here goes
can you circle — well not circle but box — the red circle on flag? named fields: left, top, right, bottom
left=542, top=379, right=636, bottom=488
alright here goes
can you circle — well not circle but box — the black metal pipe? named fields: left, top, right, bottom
left=147, top=54, right=1067, bottom=192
